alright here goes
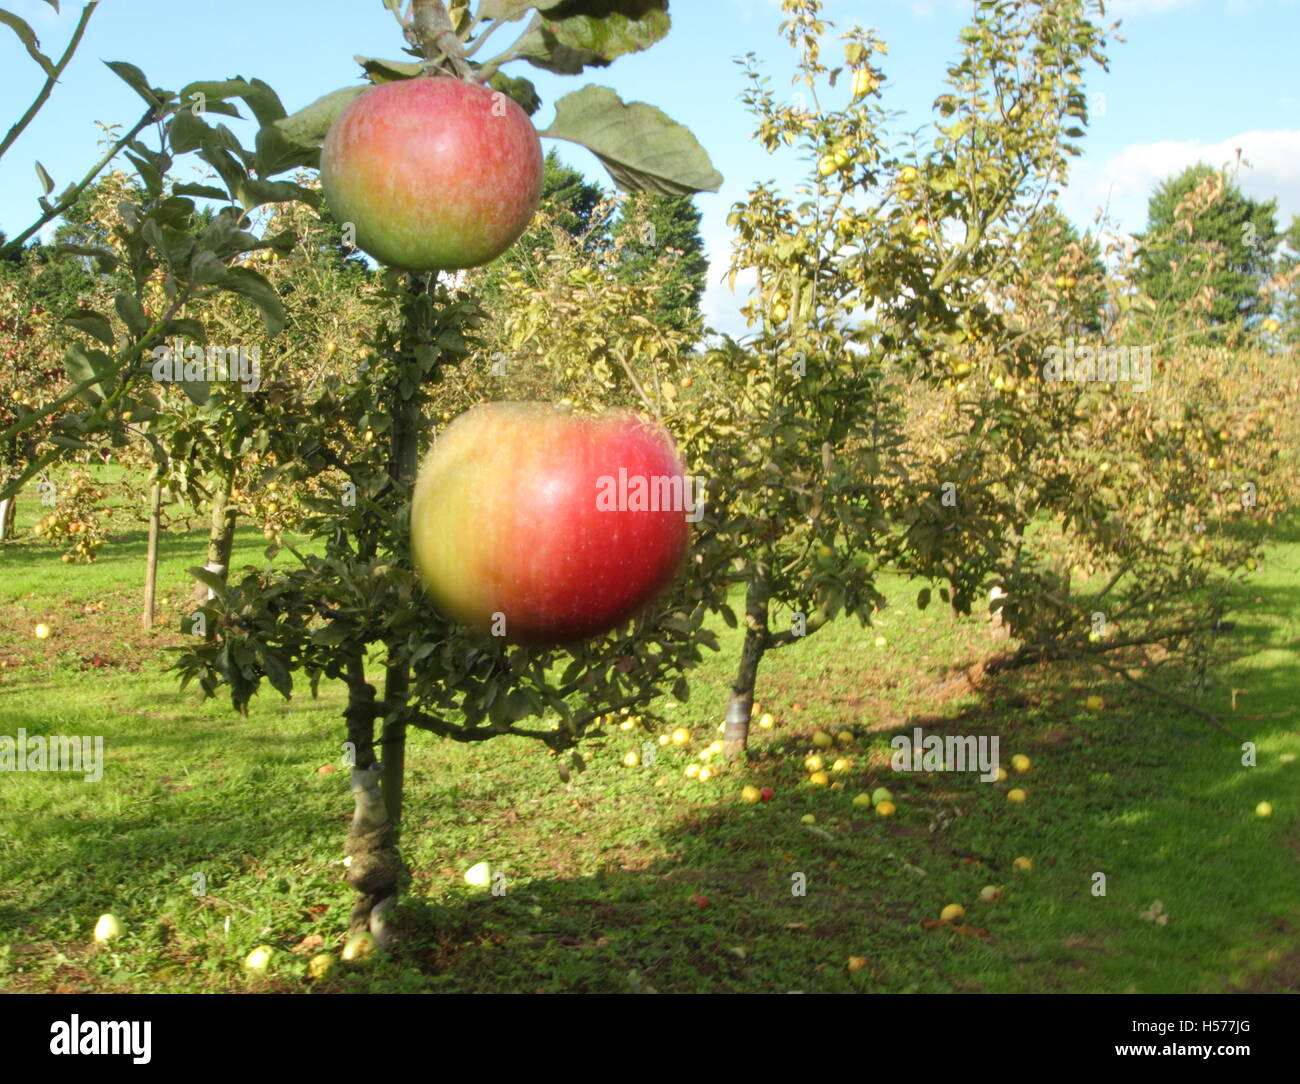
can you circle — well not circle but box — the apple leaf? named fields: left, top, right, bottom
left=478, top=0, right=539, bottom=19
left=63, top=344, right=114, bottom=406
left=541, top=85, right=722, bottom=195
left=487, top=71, right=542, bottom=115
left=0, top=10, right=54, bottom=76
left=104, top=60, right=163, bottom=108
left=221, top=266, right=285, bottom=335
left=512, top=1, right=669, bottom=76
left=64, top=309, right=115, bottom=348
left=179, top=78, right=287, bottom=126
left=274, top=86, right=365, bottom=149
left=356, top=56, right=425, bottom=83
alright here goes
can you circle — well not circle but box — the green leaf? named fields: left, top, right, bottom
left=221, top=266, right=285, bottom=334
left=356, top=56, right=424, bottom=83
left=513, top=1, right=669, bottom=75
left=34, top=160, right=54, bottom=195
left=254, top=124, right=319, bottom=177
left=63, top=343, right=113, bottom=405
left=53, top=243, right=118, bottom=273
left=172, top=182, right=228, bottom=201
left=114, top=290, right=149, bottom=338
left=235, top=177, right=320, bottom=211
left=487, top=71, right=541, bottom=116
left=167, top=111, right=210, bottom=154
left=480, top=0, right=537, bottom=18
left=0, top=10, right=54, bottom=76
left=64, top=308, right=115, bottom=347
left=179, top=78, right=286, bottom=127
left=274, top=85, right=365, bottom=148
left=104, top=60, right=161, bottom=107
left=541, top=85, right=722, bottom=195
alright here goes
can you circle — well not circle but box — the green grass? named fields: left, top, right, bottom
left=1, top=476, right=1296, bottom=993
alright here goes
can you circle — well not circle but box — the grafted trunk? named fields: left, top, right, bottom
left=722, top=562, right=771, bottom=756
left=343, top=661, right=404, bottom=945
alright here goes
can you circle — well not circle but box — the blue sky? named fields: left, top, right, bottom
left=2, top=0, right=1296, bottom=335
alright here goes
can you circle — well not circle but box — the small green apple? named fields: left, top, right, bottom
left=871, top=786, right=893, bottom=805
left=1255, top=801, right=1273, bottom=818
left=979, top=885, right=1004, bottom=903
left=342, top=931, right=377, bottom=963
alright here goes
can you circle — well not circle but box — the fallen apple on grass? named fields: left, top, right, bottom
left=341, top=931, right=377, bottom=963
left=804, top=755, right=826, bottom=773
left=760, top=787, right=774, bottom=802
left=1012, top=856, right=1033, bottom=872
left=852, top=793, right=872, bottom=808
left=93, top=913, right=123, bottom=943
left=940, top=903, right=965, bottom=922
left=978, top=885, right=1004, bottom=903
left=244, top=945, right=274, bottom=972
left=812, top=730, right=834, bottom=749
left=741, top=785, right=761, bottom=803
left=307, top=952, right=338, bottom=981
left=871, top=787, right=893, bottom=805
left=1255, top=801, right=1273, bottom=818
left=1011, top=754, right=1031, bottom=773
left=758, top=713, right=775, bottom=729
left=412, top=404, right=689, bottom=645
left=34, top=623, right=50, bottom=639
left=875, top=800, right=896, bottom=816
left=464, top=861, right=493, bottom=888
left=1007, top=788, right=1027, bottom=803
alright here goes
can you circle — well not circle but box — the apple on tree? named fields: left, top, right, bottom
left=411, top=403, right=690, bottom=644
left=321, top=76, right=543, bottom=272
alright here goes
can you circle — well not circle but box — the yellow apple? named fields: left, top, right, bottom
left=342, top=931, right=377, bottom=962
left=805, top=755, right=825, bottom=773
left=1011, top=754, right=1031, bottom=773
left=1012, top=856, right=1033, bottom=872
left=684, top=763, right=700, bottom=778
left=244, top=945, right=274, bottom=971
left=835, top=731, right=854, bottom=746
left=831, top=758, right=853, bottom=773
left=464, top=860, right=493, bottom=888
left=940, top=903, right=965, bottom=922
left=758, top=713, right=775, bottom=729
left=671, top=727, right=692, bottom=745
left=1085, top=695, right=1104, bottom=711
left=808, top=771, right=830, bottom=786
left=698, top=767, right=714, bottom=782
left=622, top=751, right=640, bottom=767
left=875, top=800, right=896, bottom=816
left=979, top=885, right=1004, bottom=903
left=741, top=785, right=761, bottom=803
left=847, top=954, right=869, bottom=971
left=1255, top=801, right=1273, bottom=817
left=1007, top=788, right=1027, bottom=803
left=93, top=913, right=123, bottom=942
left=852, top=793, right=873, bottom=808
left=34, top=623, right=51, bottom=639
left=800, top=814, right=817, bottom=825
left=307, top=952, right=338, bottom=980
left=812, top=731, right=834, bottom=749
left=996, top=767, right=1008, bottom=783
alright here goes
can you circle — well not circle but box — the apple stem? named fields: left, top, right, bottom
left=408, top=0, right=473, bottom=80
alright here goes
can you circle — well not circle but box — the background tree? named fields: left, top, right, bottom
left=1133, top=163, right=1279, bottom=340
left=609, top=190, right=709, bottom=333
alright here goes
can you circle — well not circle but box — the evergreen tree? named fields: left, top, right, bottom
left=1134, top=163, right=1279, bottom=337
left=609, top=190, right=708, bottom=334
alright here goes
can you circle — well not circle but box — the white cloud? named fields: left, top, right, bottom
left=1062, top=129, right=1300, bottom=235
left=1106, top=0, right=1198, bottom=16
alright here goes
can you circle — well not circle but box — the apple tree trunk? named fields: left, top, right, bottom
left=722, top=561, right=772, bottom=756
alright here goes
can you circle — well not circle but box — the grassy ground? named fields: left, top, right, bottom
left=1, top=474, right=1296, bottom=993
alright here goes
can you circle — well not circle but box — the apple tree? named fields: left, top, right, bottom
left=173, top=0, right=725, bottom=945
